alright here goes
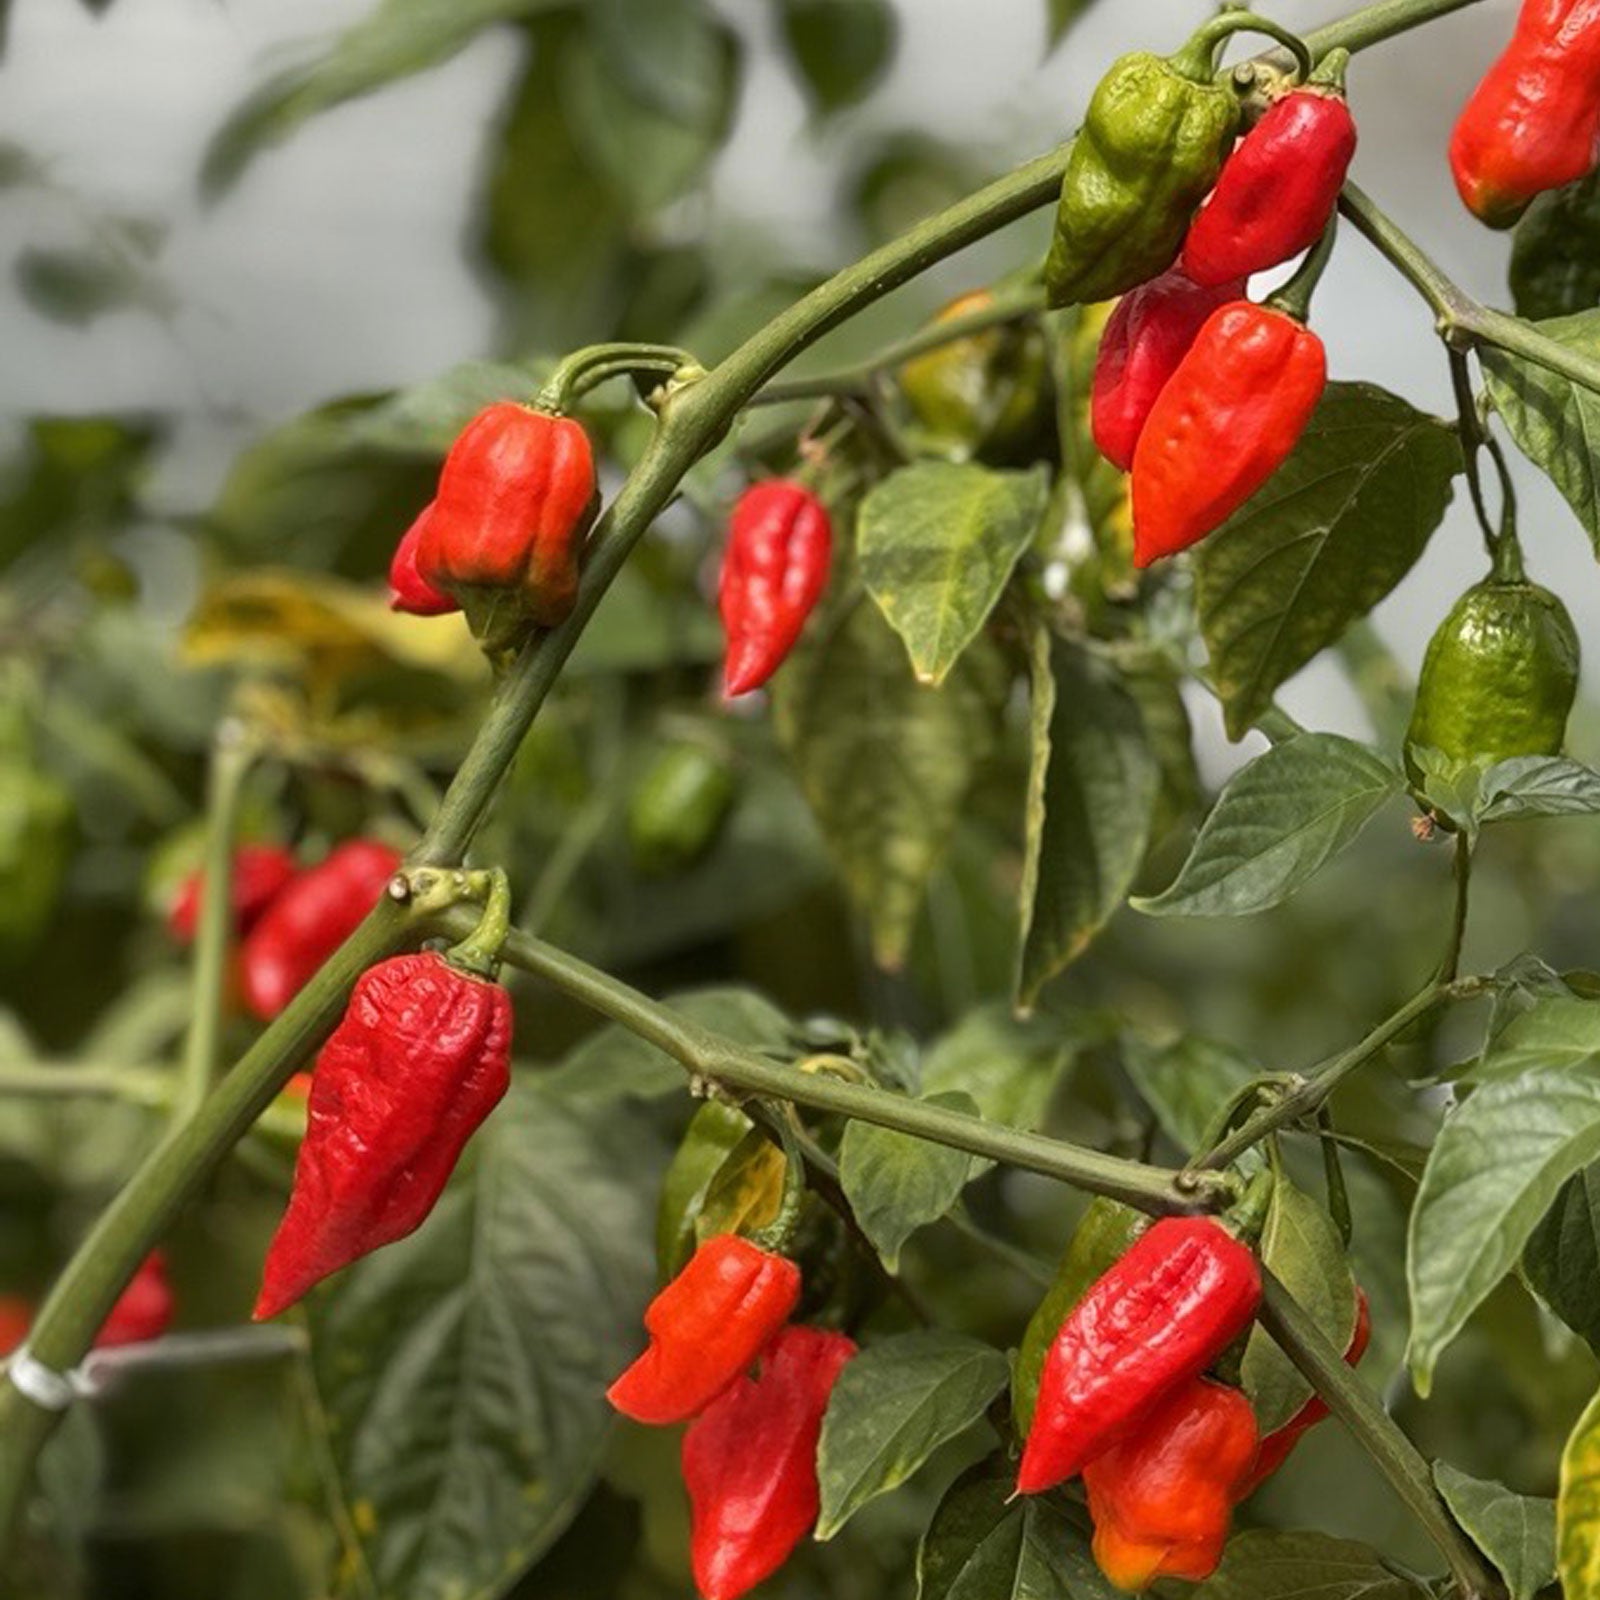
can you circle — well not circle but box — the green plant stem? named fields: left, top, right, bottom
left=1341, top=182, right=1600, bottom=395
left=1258, top=1271, right=1500, bottom=1598
left=749, top=288, right=1048, bottom=408
left=1306, top=0, right=1487, bottom=56
left=1440, top=831, right=1474, bottom=982
left=1196, top=981, right=1460, bottom=1170
left=476, top=914, right=1232, bottom=1215
left=178, top=719, right=255, bottom=1118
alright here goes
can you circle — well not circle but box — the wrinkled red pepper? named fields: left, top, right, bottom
left=414, top=401, right=597, bottom=630
left=254, top=950, right=512, bottom=1318
left=1181, top=83, right=1357, bottom=286
left=682, top=1324, right=857, bottom=1600
left=1091, top=268, right=1244, bottom=470
left=608, top=1234, right=801, bottom=1425
left=167, top=843, right=297, bottom=945
left=718, top=480, right=833, bottom=698
left=1017, top=1216, right=1261, bottom=1495
left=1450, top=0, right=1600, bottom=228
left=239, top=840, right=402, bottom=1021
left=1083, top=1375, right=1260, bottom=1590
left=1242, top=1287, right=1370, bottom=1493
left=1130, top=301, right=1326, bottom=567
left=389, top=506, right=459, bottom=616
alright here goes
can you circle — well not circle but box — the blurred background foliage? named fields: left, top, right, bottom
left=0, top=1, right=1595, bottom=1597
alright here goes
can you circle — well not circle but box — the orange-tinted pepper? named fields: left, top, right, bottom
left=1450, top=0, right=1600, bottom=228
left=682, top=1324, right=857, bottom=1600
left=1084, top=1376, right=1260, bottom=1591
left=1129, top=302, right=1326, bottom=567
left=608, top=1235, right=801, bottom=1425
left=1017, top=1217, right=1261, bottom=1495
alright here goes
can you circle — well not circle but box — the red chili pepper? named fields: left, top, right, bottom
left=1129, top=301, right=1326, bottom=567
left=1091, top=269, right=1245, bottom=470
left=1181, top=87, right=1357, bottom=286
left=166, top=843, right=297, bottom=945
left=1242, top=1287, right=1370, bottom=1494
left=682, top=1324, right=857, bottom=1600
left=254, top=951, right=512, bottom=1318
left=239, top=840, right=402, bottom=1021
left=1450, top=0, right=1600, bottom=228
left=1016, top=1216, right=1261, bottom=1495
left=414, top=401, right=597, bottom=629
left=0, top=1295, right=31, bottom=1356
left=1083, top=1376, right=1260, bottom=1591
left=96, top=1251, right=175, bottom=1348
left=388, top=505, right=459, bottom=616
left=608, top=1235, right=802, bottom=1425
left=718, top=480, right=833, bottom=698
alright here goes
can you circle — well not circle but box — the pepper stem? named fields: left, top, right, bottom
left=751, top=1102, right=807, bottom=1254
left=1267, top=219, right=1338, bottom=323
left=1224, top=1165, right=1276, bottom=1244
left=443, top=868, right=512, bottom=979
left=537, top=344, right=700, bottom=415
left=1309, top=45, right=1351, bottom=89
left=1170, top=9, right=1313, bottom=85
left=1490, top=519, right=1527, bottom=584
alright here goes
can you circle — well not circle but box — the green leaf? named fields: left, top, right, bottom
left=774, top=600, right=1004, bottom=970
left=816, top=1331, right=1008, bottom=1539
left=542, top=985, right=793, bottom=1104
left=1016, top=628, right=1157, bottom=1009
left=1510, top=170, right=1600, bottom=320
left=1242, top=1181, right=1357, bottom=1431
left=587, top=0, right=727, bottom=124
left=1195, top=383, right=1460, bottom=740
left=1136, top=735, right=1402, bottom=918
left=1434, top=1461, right=1557, bottom=1600
left=15, top=240, right=171, bottom=328
left=1120, top=1034, right=1258, bottom=1155
left=921, top=1003, right=1074, bottom=1174
left=1562, top=1387, right=1600, bottom=1600
left=778, top=0, right=896, bottom=114
left=1482, top=311, right=1600, bottom=556
left=917, top=1468, right=1118, bottom=1600
left=1045, top=0, right=1097, bottom=51
left=839, top=1090, right=978, bottom=1270
left=1526, top=1162, right=1600, bottom=1354
left=858, top=462, right=1049, bottom=687
left=1196, top=1530, right=1428, bottom=1598
left=1408, top=1065, right=1600, bottom=1394
left=200, top=0, right=560, bottom=199
left=305, top=1081, right=661, bottom=1600
left=1479, top=756, right=1600, bottom=824
left=1470, top=995, right=1600, bottom=1084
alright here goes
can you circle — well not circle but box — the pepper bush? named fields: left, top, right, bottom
left=4, top=2, right=1600, bottom=1598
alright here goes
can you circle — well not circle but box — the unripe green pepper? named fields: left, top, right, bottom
left=627, top=742, right=738, bottom=877
left=1045, top=23, right=1242, bottom=308
left=657, top=1102, right=753, bottom=1280
left=0, top=764, right=73, bottom=958
left=1406, top=559, right=1579, bottom=782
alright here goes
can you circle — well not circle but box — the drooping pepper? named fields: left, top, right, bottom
left=166, top=843, right=297, bottom=945
left=254, top=949, right=512, bottom=1318
left=1083, top=1376, right=1261, bottom=1591
left=1242, top=1288, right=1370, bottom=1494
left=608, top=1234, right=801, bottom=1425
left=896, top=289, right=1054, bottom=463
left=1090, top=268, right=1245, bottom=471
left=681, top=1324, right=857, bottom=1600
left=1449, top=0, right=1600, bottom=229
left=413, top=401, right=598, bottom=636
left=96, top=1251, right=175, bottom=1348
left=1405, top=565, right=1579, bottom=780
left=1181, top=64, right=1357, bottom=286
left=1129, top=300, right=1326, bottom=567
left=239, top=840, right=402, bottom=1021
left=388, top=506, right=459, bottom=617
left=718, top=480, right=833, bottom=698
left=1044, top=21, right=1242, bottom=307
left=1016, top=1216, right=1261, bottom=1495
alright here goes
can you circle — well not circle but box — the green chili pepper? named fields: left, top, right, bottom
left=628, top=742, right=738, bottom=877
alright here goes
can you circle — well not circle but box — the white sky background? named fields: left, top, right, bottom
left=0, top=0, right=1583, bottom=767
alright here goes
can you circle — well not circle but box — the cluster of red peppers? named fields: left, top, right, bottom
left=1019, top=1215, right=1369, bottom=1590
left=254, top=880, right=515, bottom=1318
left=606, top=1232, right=856, bottom=1600
left=1061, top=25, right=1356, bottom=567
left=1451, top=0, right=1600, bottom=228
